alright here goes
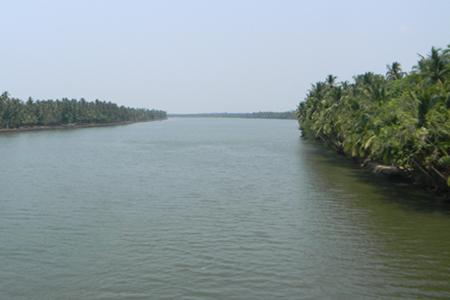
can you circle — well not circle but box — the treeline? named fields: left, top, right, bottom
left=170, top=111, right=296, bottom=119
left=296, top=45, right=450, bottom=192
left=0, top=92, right=167, bottom=129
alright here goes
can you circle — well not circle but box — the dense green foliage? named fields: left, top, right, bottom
left=170, top=111, right=296, bottom=119
left=296, top=45, right=450, bottom=192
left=0, top=92, right=167, bottom=129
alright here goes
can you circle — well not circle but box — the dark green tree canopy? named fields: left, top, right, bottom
left=0, top=94, right=167, bottom=129
left=296, top=44, right=450, bottom=192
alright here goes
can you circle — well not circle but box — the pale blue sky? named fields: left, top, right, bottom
left=1, top=0, right=449, bottom=113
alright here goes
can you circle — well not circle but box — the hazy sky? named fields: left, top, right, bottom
left=1, top=0, right=449, bottom=113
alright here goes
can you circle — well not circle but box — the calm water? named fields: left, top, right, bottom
left=1, top=118, right=450, bottom=299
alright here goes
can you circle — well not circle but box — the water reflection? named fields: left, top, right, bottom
left=296, top=140, right=450, bottom=298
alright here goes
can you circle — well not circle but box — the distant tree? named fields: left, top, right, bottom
left=325, top=74, right=337, bottom=88
left=412, top=47, right=450, bottom=85
left=386, top=62, right=406, bottom=81
left=0, top=93, right=167, bottom=129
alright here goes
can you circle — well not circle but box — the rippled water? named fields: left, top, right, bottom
left=1, top=118, right=450, bottom=299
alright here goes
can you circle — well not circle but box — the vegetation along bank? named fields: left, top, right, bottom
left=296, top=44, right=450, bottom=194
left=0, top=92, right=167, bottom=131
left=169, top=111, right=296, bottom=119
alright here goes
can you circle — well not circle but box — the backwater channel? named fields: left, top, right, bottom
left=1, top=118, right=450, bottom=299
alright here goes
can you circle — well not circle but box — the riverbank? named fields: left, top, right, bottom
left=359, top=156, right=448, bottom=198
left=306, top=138, right=450, bottom=200
left=362, top=158, right=450, bottom=200
left=361, top=160, right=403, bottom=180
left=0, top=118, right=167, bottom=134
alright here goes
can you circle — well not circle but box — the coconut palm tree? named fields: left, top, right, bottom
left=411, top=87, right=440, bottom=128
left=413, top=47, right=450, bottom=85
left=386, top=62, right=406, bottom=81
left=325, top=74, right=337, bottom=89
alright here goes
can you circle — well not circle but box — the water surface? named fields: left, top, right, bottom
left=1, top=118, right=450, bottom=299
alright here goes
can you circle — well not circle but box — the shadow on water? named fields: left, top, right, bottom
left=299, top=139, right=450, bottom=215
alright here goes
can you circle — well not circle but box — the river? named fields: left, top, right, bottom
left=1, top=118, right=450, bottom=299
